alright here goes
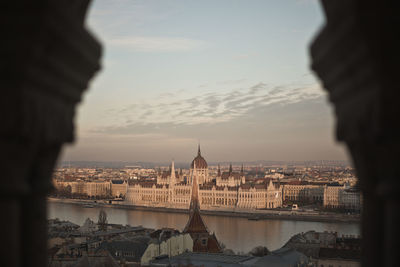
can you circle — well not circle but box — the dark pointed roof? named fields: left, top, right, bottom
left=183, top=208, right=209, bottom=234
left=184, top=162, right=209, bottom=233
left=187, top=162, right=201, bottom=215
left=191, top=144, right=208, bottom=169
left=183, top=163, right=222, bottom=253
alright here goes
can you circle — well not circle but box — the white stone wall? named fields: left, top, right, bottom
left=216, top=175, right=245, bottom=187
left=283, top=184, right=324, bottom=202
left=141, top=233, right=193, bottom=266
left=124, top=180, right=283, bottom=210
left=189, top=168, right=209, bottom=184
left=111, top=181, right=128, bottom=198
left=323, top=186, right=343, bottom=208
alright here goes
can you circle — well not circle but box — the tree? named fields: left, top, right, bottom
left=249, top=246, right=270, bottom=257
left=98, top=209, right=108, bottom=231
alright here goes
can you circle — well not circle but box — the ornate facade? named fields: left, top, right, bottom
left=323, top=185, right=362, bottom=211
left=189, top=145, right=210, bottom=184
left=55, top=180, right=112, bottom=197
left=282, top=181, right=324, bottom=203
left=199, top=180, right=282, bottom=209
left=215, top=164, right=245, bottom=187
left=124, top=146, right=283, bottom=210
left=111, top=180, right=128, bottom=198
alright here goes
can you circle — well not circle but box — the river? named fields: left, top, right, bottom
left=48, top=202, right=360, bottom=253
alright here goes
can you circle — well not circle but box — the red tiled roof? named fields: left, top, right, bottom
left=183, top=209, right=209, bottom=234
left=192, top=234, right=222, bottom=253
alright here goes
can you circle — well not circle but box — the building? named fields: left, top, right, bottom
left=157, top=163, right=183, bottom=185
left=54, top=180, right=111, bottom=198
left=183, top=162, right=222, bottom=253
left=54, top=179, right=129, bottom=199
left=238, top=180, right=282, bottom=209
left=150, top=252, right=258, bottom=267
left=324, top=185, right=362, bottom=211
left=124, top=145, right=283, bottom=210
left=283, top=181, right=324, bottom=204
left=125, top=160, right=192, bottom=209
left=141, top=229, right=193, bottom=266
left=323, top=185, right=343, bottom=208
left=149, top=248, right=311, bottom=267
left=215, top=164, right=245, bottom=187
left=284, top=230, right=361, bottom=267
left=189, top=145, right=210, bottom=184
left=339, top=188, right=362, bottom=212
left=110, top=180, right=128, bottom=198
left=86, top=181, right=111, bottom=197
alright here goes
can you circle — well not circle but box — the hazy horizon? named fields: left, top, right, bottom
left=61, top=0, right=349, bottom=163
left=57, top=158, right=352, bottom=170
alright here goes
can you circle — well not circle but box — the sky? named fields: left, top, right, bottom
left=61, top=0, right=349, bottom=163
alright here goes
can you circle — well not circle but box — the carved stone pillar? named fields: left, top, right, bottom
left=310, top=0, right=400, bottom=266
left=0, top=1, right=101, bottom=266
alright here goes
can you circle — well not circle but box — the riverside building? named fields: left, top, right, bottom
left=124, top=145, right=283, bottom=210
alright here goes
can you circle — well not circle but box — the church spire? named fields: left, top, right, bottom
left=190, top=161, right=200, bottom=212
left=229, top=163, right=233, bottom=175
left=170, top=160, right=176, bottom=182
left=241, top=164, right=244, bottom=175
left=217, top=164, right=221, bottom=177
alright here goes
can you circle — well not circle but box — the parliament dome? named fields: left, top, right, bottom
left=191, top=145, right=208, bottom=169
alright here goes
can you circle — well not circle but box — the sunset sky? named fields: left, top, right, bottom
left=61, top=0, right=349, bottom=162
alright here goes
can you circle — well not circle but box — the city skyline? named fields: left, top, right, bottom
left=61, top=0, right=349, bottom=162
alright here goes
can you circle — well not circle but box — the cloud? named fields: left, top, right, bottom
left=109, top=36, right=207, bottom=52
left=249, top=83, right=267, bottom=95
left=94, top=82, right=325, bottom=136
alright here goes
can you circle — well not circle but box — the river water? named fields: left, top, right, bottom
left=48, top=202, right=360, bottom=253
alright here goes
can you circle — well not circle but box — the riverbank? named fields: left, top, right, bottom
left=47, top=197, right=360, bottom=223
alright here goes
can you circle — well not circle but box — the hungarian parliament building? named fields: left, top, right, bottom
left=124, top=146, right=283, bottom=210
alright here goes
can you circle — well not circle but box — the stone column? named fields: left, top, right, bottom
left=0, top=1, right=101, bottom=266
left=310, top=0, right=400, bottom=266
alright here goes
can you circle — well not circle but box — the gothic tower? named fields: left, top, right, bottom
left=183, top=162, right=222, bottom=253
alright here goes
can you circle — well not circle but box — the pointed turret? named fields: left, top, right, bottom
left=184, top=162, right=211, bottom=239
left=191, top=144, right=207, bottom=169
left=183, top=150, right=222, bottom=254
left=189, top=161, right=200, bottom=212
left=170, top=160, right=176, bottom=184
